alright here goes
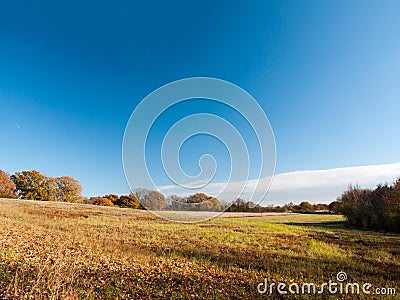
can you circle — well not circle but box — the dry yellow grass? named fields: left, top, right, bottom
left=0, top=198, right=399, bottom=299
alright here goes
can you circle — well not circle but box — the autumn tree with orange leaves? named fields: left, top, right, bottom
left=0, top=169, right=17, bottom=198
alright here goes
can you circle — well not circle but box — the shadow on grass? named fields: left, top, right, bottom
left=285, top=221, right=400, bottom=237
left=282, top=221, right=348, bottom=230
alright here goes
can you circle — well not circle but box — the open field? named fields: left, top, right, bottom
left=0, top=198, right=399, bottom=299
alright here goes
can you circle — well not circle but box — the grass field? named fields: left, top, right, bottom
left=0, top=199, right=399, bottom=299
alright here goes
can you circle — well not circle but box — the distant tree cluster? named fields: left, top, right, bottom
left=226, top=198, right=329, bottom=213
left=331, top=179, right=400, bottom=232
left=1, top=169, right=84, bottom=203
left=135, top=189, right=167, bottom=210
left=87, top=194, right=141, bottom=208
left=89, top=190, right=223, bottom=212
left=166, top=193, right=222, bottom=211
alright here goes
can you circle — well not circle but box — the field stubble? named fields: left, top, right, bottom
left=0, top=199, right=399, bottom=299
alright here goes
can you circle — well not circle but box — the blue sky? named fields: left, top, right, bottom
left=1, top=1, right=399, bottom=203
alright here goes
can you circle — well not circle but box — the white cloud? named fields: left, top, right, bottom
left=159, top=162, right=400, bottom=205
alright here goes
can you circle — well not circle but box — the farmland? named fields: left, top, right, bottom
left=0, top=198, right=399, bottom=299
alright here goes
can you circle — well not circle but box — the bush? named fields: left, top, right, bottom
left=299, top=201, right=314, bottom=213
left=103, top=194, right=119, bottom=204
left=336, top=180, right=400, bottom=232
left=114, top=194, right=140, bottom=209
left=90, top=197, right=114, bottom=207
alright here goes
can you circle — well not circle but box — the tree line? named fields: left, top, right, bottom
left=0, top=169, right=222, bottom=211
left=86, top=190, right=223, bottom=211
left=226, top=198, right=329, bottom=213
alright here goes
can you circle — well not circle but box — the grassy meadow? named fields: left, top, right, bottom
left=0, top=198, right=399, bottom=299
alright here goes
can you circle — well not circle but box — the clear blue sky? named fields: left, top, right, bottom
left=1, top=0, right=399, bottom=198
